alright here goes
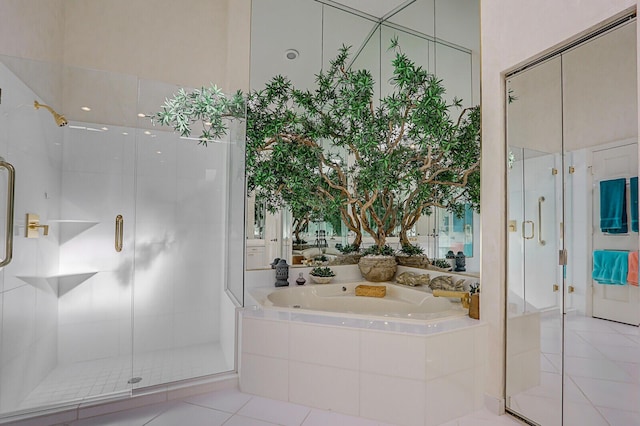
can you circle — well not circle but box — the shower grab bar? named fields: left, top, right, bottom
left=0, top=158, right=15, bottom=267
left=115, top=215, right=123, bottom=252
left=538, top=196, right=546, bottom=246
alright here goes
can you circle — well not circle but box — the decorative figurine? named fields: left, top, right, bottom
left=296, top=272, right=306, bottom=286
left=275, top=259, right=290, bottom=287
left=270, top=258, right=280, bottom=269
left=446, top=250, right=456, bottom=270
left=455, top=251, right=466, bottom=272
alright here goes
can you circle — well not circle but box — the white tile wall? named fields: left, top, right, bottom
left=240, top=309, right=488, bottom=425
left=289, top=323, right=359, bottom=369
left=360, top=330, right=426, bottom=380
left=289, top=361, right=359, bottom=415
left=239, top=354, right=289, bottom=401
left=360, top=372, right=425, bottom=426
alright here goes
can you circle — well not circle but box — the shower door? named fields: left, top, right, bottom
left=0, top=58, right=244, bottom=420
left=506, top=17, right=639, bottom=426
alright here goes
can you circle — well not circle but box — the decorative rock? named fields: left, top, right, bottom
left=428, top=275, right=465, bottom=291
left=358, top=256, right=397, bottom=282
left=395, top=255, right=430, bottom=269
left=396, top=271, right=431, bottom=286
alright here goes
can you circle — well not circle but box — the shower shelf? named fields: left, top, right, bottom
left=47, top=220, right=99, bottom=244
left=16, top=271, right=99, bottom=297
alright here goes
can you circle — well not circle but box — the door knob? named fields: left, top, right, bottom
left=553, top=284, right=559, bottom=292
left=568, top=285, right=575, bottom=293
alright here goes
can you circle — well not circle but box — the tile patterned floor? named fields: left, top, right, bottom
left=19, top=343, right=231, bottom=410
left=509, top=313, right=640, bottom=425
left=64, top=388, right=524, bottom=426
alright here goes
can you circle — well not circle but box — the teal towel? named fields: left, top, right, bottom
left=631, top=177, right=638, bottom=232
left=600, top=178, right=627, bottom=233
left=592, top=250, right=628, bottom=285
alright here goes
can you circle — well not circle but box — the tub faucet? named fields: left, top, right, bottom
left=432, top=290, right=470, bottom=309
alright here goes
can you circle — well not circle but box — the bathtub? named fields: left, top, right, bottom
left=241, top=280, right=487, bottom=425
left=254, top=282, right=467, bottom=321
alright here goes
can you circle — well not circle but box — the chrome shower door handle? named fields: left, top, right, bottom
left=538, top=196, right=546, bottom=246
left=522, top=220, right=535, bottom=240
left=115, top=215, right=123, bottom=252
left=0, top=159, right=15, bottom=267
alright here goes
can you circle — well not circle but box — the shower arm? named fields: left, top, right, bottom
left=34, top=100, right=68, bottom=127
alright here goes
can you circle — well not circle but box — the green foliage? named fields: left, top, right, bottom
left=154, top=86, right=244, bottom=145
left=362, top=244, right=395, bottom=257
left=339, top=244, right=360, bottom=254
left=399, top=243, right=425, bottom=256
left=432, top=258, right=451, bottom=269
left=154, top=41, right=481, bottom=251
left=310, top=266, right=335, bottom=277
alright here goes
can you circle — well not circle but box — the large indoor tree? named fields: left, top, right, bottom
left=154, top=39, right=480, bottom=252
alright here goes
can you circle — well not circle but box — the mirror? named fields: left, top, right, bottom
left=247, top=0, right=479, bottom=270
left=505, top=20, right=639, bottom=425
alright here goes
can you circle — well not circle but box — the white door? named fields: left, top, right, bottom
left=591, top=142, right=640, bottom=325
left=264, top=210, right=282, bottom=264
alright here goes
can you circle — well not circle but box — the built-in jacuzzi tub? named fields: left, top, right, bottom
left=242, top=280, right=486, bottom=425
left=254, top=282, right=467, bottom=321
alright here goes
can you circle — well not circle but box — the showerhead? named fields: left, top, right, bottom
left=34, top=100, right=68, bottom=127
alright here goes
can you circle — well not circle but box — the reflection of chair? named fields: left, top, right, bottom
left=315, top=230, right=327, bottom=247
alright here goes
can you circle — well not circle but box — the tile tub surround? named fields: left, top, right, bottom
left=239, top=308, right=488, bottom=426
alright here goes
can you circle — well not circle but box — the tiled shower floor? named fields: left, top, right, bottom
left=19, top=342, right=231, bottom=410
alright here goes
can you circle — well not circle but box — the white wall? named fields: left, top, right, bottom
left=0, top=0, right=252, bottom=125
left=480, top=0, right=638, bottom=410
left=0, top=63, right=62, bottom=412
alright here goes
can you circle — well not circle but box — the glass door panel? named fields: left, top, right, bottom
left=506, top=56, right=563, bottom=425
left=0, top=58, right=136, bottom=417
left=561, top=20, right=639, bottom=425
left=131, top=80, right=237, bottom=390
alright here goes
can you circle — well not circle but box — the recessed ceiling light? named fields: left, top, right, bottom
left=101, top=127, right=108, bottom=131
left=285, top=49, right=299, bottom=60
left=137, top=113, right=146, bottom=118
left=81, top=106, right=91, bottom=111
left=144, top=131, right=151, bottom=135
left=156, top=151, right=162, bottom=154
left=122, top=132, right=129, bottom=136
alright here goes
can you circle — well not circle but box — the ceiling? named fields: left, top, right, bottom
left=250, top=0, right=480, bottom=107
left=322, top=0, right=412, bottom=19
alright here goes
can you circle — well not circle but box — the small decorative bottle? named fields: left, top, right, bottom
left=296, top=272, right=306, bottom=286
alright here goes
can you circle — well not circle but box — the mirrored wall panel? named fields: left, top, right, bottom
left=506, top=18, right=639, bottom=425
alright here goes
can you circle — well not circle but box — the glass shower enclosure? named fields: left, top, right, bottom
left=0, top=55, right=244, bottom=420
